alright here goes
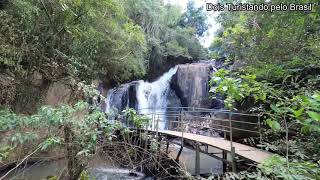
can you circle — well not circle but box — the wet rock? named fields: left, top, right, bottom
left=105, top=81, right=138, bottom=113
left=128, top=82, right=139, bottom=109
left=170, top=63, right=214, bottom=108
left=147, top=55, right=193, bottom=81
left=166, top=89, right=182, bottom=108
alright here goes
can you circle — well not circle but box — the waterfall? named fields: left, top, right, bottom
left=103, top=67, right=178, bottom=129
left=104, top=83, right=133, bottom=119
left=136, top=67, right=178, bottom=130
left=105, top=89, right=114, bottom=113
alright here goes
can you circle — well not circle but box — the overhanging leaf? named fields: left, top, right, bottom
left=307, top=111, right=320, bottom=121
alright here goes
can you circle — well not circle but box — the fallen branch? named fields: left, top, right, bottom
left=0, top=146, right=41, bottom=180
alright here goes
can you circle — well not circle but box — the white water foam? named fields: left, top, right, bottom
left=136, top=67, right=178, bottom=130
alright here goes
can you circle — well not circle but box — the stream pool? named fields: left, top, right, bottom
left=1, top=144, right=222, bottom=179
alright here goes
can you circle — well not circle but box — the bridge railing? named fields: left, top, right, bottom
left=135, top=107, right=263, bottom=149
left=118, top=107, right=263, bottom=173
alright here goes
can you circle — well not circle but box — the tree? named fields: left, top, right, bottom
left=209, top=0, right=320, bottom=179
left=179, top=0, right=209, bottom=37
left=0, top=0, right=147, bottom=87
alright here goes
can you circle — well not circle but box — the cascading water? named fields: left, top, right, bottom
left=103, top=62, right=219, bottom=128
left=136, top=67, right=178, bottom=130
left=105, top=89, right=114, bottom=113
left=103, top=67, right=178, bottom=128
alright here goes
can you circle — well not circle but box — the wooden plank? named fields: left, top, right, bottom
left=157, top=130, right=272, bottom=164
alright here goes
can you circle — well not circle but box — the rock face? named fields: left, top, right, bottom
left=104, top=61, right=223, bottom=112
left=166, top=89, right=182, bottom=108
left=45, top=81, right=72, bottom=106
left=0, top=74, right=16, bottom=106
left=105, top=81, right=138, bottom=113
left=147, top=55, right=193, bottom=81
left=170, top=63, right=215, bottom=108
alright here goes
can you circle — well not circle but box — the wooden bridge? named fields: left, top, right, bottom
left=125, top=107, right=273, bottom=176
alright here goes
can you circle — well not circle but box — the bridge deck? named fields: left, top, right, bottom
left=157, top=130, right=272, bottom=164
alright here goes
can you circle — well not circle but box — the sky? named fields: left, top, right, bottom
left=164, top=0, right=221, bottom=48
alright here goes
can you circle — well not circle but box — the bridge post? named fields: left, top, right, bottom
left=229, top=112, right=233, bottom=143
left=175, top=110, right=184, bottom=162
left=157, top=136, right=162, bottom=169
left=195, top=142, right=200, bottom=177
left=258, top=114, right=262, bottom=148
left=180, top=111, right=184, bottom=147
left=151, top=109, right=154, bottom=131
left=144, top=121, right=148, bottom=152
left=229, top=112, right=237, bottom=172
left=222, top=150, right=227, bottom=172
left=166, top=139, right=169, bottom=154
left=175, top=146, right=183, bottom=162
left=156, top=115, right=159, bottom=137
left=231, top=146, right=236, bottom=172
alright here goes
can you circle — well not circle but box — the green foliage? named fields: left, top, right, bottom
left=179, top=0, right=209, bottom=37
left=0, top=100, right=115, bottom=161
left=258, top=155, right=320, bottom=180
left=266, top=119, right=281, bottom=132
left=0, top=0, right=147, bottom=85
left=290, top=93, right=320, bottom=133
left=123, top=0, right=207, bottom=72
left=210, top=69, right=267, bottom=109
left=38, top=137, right=63, bottom=151
left=220, top=155, right=320, bottom=180
left=123, top=108, right=150, bottom=128
left=0, top=145, right=13, bottom=162
left=211, top=0, right=320, bottom=65
left=79, top=170, right=95, bottom=180
left=263, top=92, right=320, bottom=134
left=209, top=2, right=320, bottom=178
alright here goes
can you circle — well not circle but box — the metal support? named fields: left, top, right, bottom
left=229, top=112, right=233, bottom=143
left=166, top=140, right=170, bottom=154
left=157, top=136, right=162, bottom=151
left=204, top=145, right=208, bottom=152
left=258, top=114, right=262, bottom=148
left=231, top=146, right=236, bottom=172
left=156, top=136, right=162, bottom=169
left=180, top=111, right=184, bottom=147
left=222, top=150, right=227, bottom=172
left=229, top=112, right=236, bottom=172
left=195, top=142, right=200, bottom=177
left=151, top=109, right=154, bottom=131
left=156, top=115, right=159, bottom=137
left=221, top=113, right=228, bottom=172
left=175, top=146, right=183, bottom=162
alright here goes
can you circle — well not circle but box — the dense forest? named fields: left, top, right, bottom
left=209, top=0, right=320, bottom=179
left=0, top=0, right=320, bottom=179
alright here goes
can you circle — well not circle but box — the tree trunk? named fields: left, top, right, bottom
left=64, top=124, right=85, bottom=180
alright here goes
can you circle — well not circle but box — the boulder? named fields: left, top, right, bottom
left=147, top=55, right=193, bottom=81
left=105, top=81, right=139, bottom=113
left=170, top=63, right=215, bottom=108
